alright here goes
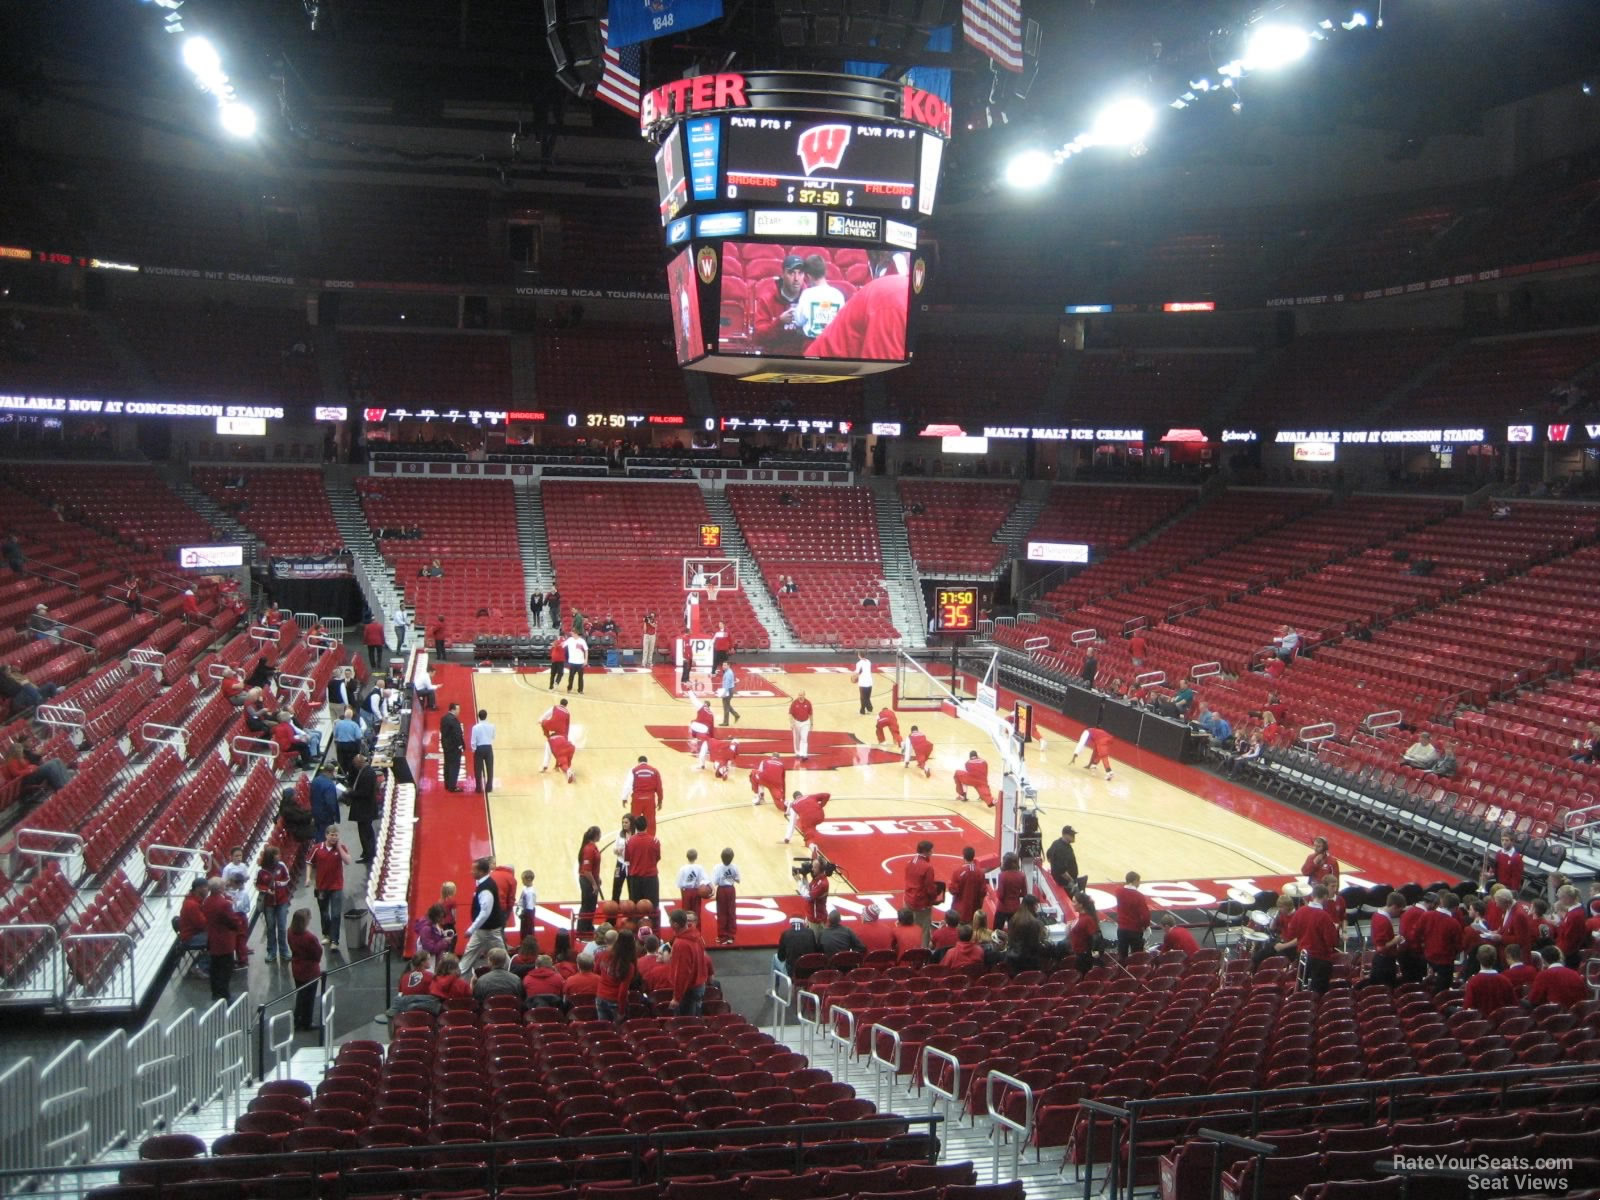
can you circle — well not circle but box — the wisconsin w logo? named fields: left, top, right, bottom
left=797, top=124, right=851, bottom=176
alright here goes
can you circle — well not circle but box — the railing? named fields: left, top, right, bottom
left=1298, top=721, right=1337, bottom=745
left=1122, top=616, right=1149, bottom=635
left=921, top=1044, right=965, bottom=1125
left=985, top=1070, right=1034, bottom=1182
left=767, top=967, right=795, bottom=1028
left=0, top=1115, right=944, bottom=1195
left=1017, top=612, right=1040, bottom=625
left=1073, top=1060, right=1600, bottom=1200
left=1133, top=669, right=1166, bottom=690
left=2, top=993, right=252, bottom=1192
left=825, top=1003, right=857, bottom=1073
left=33, top=701, right=85, bottom=734
left=127, top=647, right=166, bottom=673
left=60, top=931, right=136, bottom=1010
left=143, top=842, right=213, bottom=884
left=29, top=561, right=81, bottom=592
left=276, top=671, right=315, bottom=706
left=1023, top=636, right=1050, bottom=654
left=0, top=924, right=63, bottom=1006
left=229, top=735, right=278, bottom=764
left=247, top=623, right=278, bottom=645
left=254, top=946, right=383, bottom=1080
left=1166, top=597, right=1208, bottom=621
left=139, top=722, right=188, bottom=757
left=867, top=1023, right=909, bottom=1112
left=1190, top=661, right=1222, bottom=681
left=1363, top=708, right=1403, bottom=732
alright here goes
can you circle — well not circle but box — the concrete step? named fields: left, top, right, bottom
left=701, top=491, right=800, bottom=649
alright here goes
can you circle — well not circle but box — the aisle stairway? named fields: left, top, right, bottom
left=993, top=482, right=1049, bottom=561
left=700, top=490, right=799, bottom=650
left=325, top=475, right=407, bottom=629
left=867, top=477, right=929, bottom=649
left=159, top=467, right=252, bottom=562
left=517, top=485, right=554, bottom=629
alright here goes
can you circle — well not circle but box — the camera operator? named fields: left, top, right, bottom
left=794, top=846, right=834, bottom=927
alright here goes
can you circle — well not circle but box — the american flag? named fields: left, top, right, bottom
left=596, top=19, right=642, bottom=117
left=962, top=0, right=1024, bottom=73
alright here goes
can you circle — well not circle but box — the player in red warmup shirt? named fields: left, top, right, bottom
left=1084, top=728, right=1116, bottom=780
left=750, top=752, right=786, bottom=808
left=876, top=708, right=901, bottom=747
left=622, top=755, right=664, bottom=835
left=540, top=698, right=571, bottom=737
left=544, top=732, right=576, bottom=783
left=689, top=701, right=717, bottom=770
left=708, top=736, right=738, bottom=781
left=954, top=751, right=994, bottom=807
left=903, top=725, right=933, bottom=777
left=785, top=791, right=829, bottom=845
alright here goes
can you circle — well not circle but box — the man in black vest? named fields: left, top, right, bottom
left=1046, top=825, right=1080, bottom=894
left=346, top=754, right=379, bottom=866
left=439, top=702, right=465, bottom=792
left=460, top=856, right=507, bottom=975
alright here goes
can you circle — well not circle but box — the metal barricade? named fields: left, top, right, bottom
left=128, top=647, right=166, bottom=673
left=248, top=623, right=278, bottom=645
left=824, top=1003, right=856, bottom=1072
left=866, top=1023, right=903, bottom=1111
left=767, top=968, right=794, bottom=1028
left=985, top=1070, right=1034, bottom=1182
left=294, top=612, right=320, bottom=633
left=60, top=932, right=135, bottom=1010
left=977, top=619, right=995, bottom=637
left=920, top=1044, right=964, bottom=1125
left=1018, top=612, right=1040, bottom=624
left=34, top=703, right=85, bottom=734
left=139, top=722, right=188, bottom=758
left=1363, top=708, right=1402, bottom=732
left=0, top=925, right=63, bottom=1006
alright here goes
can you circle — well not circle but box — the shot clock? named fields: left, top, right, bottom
left=934, top=587, right=977, bottom=634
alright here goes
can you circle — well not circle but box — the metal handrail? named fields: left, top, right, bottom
left=1023, top=636, right=1050, bottom=653
left=1071, top=627, right=1098, bottom=645
left=61, top=931, right=136, bottom=1009
left=921, top=1044, right=964, bottom=1123
left=230, top=735, right=279, bottom=763
left=985, top=1069, right=1034, bottom=1182
left=1363, top=709, right=1403, bottom=731
left=143, top=843, right=214, bottom=880
left=1190, top=661, right=1222, bottom=680
left=825, top=1002, right=857, bottom=1071
left=139, top=722, right=188, bottom=756
left=867, top=1022, right=903, bottom=1111
left=1298, top=721, right=1337, bottom=744
left=1134, top=669, right=1167, bottom=689
left=34, top=702, right=85, bottom=731
left=128, top=647, right=166, bottom=672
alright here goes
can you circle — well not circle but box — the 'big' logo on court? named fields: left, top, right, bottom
left=797, top=124, right=851, bottom=176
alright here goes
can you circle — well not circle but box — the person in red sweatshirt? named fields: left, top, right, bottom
left=1487, top=830, right=1524, bottom=895
left=667, top=910, right=712, bottom=1015
left=708, top=735, right=738, bottom=781
left=797, top=852, right=831, bottom=926
left=1423, top=891, right=1464, bottom=989
left=903, top=840, right=939, bottom=941
left=522, top=956, right=567, bottom=1009
left=1527, top=950, right=1587, bottom=1008
left=540, top=697, right=572, bottom=749
left=1462, top=945, right=1518, bottom=1015
left=1554, top=885, right=1588, bottom=969
left=994, top=852, right=1027, bottom=932
left=949, top=846, right=988, bottom=924
left=176, top=878, right=210, bottom=976
left=856, top=904, right=897, bottom=954
left=623, top=814, right=662, bottom=910
left=689, top=700, right=717, bottom=770
left=362, top=617, right=385, bottom=669
left=1277, top=885, right=1341, bottom=993
left=788, top=692, right=814, bottom=760
left=1114, top=871, right=1151, bottom=959
left=889, top=908, right=924, bottom=959
left=876, top=708, right=901, bottom=748
left=1157, top=912, right=1199, bottom=958
left=942, top=925, right=986, bottom=972
left=931, top=910, right=961, bottom=953
left=903, top=725, right=933, bottom=777
left=287, top=908, right=324, bottom=1032
left=1398, top=894, right=1434, bottom=983
left=954, top=751, right=994, bottom=807
left=1502, top=943, right=1538, bottom=995
left=1365, top=893, right=1407, bottom=986
left=1301, top=837, right=1338, bottom=890
left=624, top=755, right=665, bottom=834
left=1069, top=894, right=1102, bottom=973
left=750, top=753, right=787, bottom=808
left=544, top=732, right=577, bottom=783
left=564, top=958, right=602, bottom=1004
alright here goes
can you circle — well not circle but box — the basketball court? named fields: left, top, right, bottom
left=405, top=655, right=1435, bottom=948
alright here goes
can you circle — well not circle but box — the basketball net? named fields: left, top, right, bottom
left=705, top=583, right=720, bottom=602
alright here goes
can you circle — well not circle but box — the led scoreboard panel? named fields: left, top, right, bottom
left=934, top=587, right=977, bottom=633
left=723, top=115, right=927, bottom=214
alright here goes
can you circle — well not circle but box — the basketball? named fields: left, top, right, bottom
left=599, top=900, right=619, bottom=920
left=616, top=899, right=637, bottom=918
left=698, top=883, right=714, bottom=899
left=635, top=898, right=654, bottom=916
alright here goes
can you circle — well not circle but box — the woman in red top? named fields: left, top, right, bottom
left=1301, top=837, right=1338, bottom=889
left=287, top=908, right=323, bottom=1032
left=994, top=852, right=1027, bottom=931
left=596, top=929, right=639, bottom=1023
left=430, top=954, right=473, bottom=1000
left=577, top=825, right=603, bottom=934
left=890, top=908, right=924, bottom=958
left=254, top=846, right=293, bottom=963
left=1069, top=894, right=1102, bottom=973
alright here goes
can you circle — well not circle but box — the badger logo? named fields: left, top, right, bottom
left=797, top=124, right=852, bottom=176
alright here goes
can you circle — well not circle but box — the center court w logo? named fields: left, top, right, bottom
left=797, top=124, right=851, bottom=175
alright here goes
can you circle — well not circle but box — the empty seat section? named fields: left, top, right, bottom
left=192, top=468, right=341, bottom=557
left=899, top=481, right=1018, bottom=575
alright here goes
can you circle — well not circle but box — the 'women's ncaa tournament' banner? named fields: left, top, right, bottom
left=607, top=0, right=723, bottom=49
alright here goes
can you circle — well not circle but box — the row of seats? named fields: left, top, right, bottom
left=191, top=468, right=342, bottom=558
left=898, top=482, right=1018, bottom=576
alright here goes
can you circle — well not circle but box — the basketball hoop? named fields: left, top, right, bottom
left=705, top=583, right=720, bottom=602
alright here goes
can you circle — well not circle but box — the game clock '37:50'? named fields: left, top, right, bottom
left=934, top=587, right=977, bottom=633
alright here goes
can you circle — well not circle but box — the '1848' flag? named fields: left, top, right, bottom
left=607, top=0, right=723, bottom=50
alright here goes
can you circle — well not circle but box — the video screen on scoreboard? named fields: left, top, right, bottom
left=723, top=115, right=921, bottom=213
left=656, top=126, right=688, bottom=225
left=665, top=248, right=704, bottom=366
left=716, top=241, right=918, bottom=362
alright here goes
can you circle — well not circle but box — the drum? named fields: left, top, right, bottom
left=1248, top=910, right=1274, bottom=929
left=1282, top=881, right=1312, bottom=899
left=1242, top=929, right=1271, bottom=943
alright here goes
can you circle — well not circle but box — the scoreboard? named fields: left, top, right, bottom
left=933, top=587, right=978, bottom=633
left=644, top=70, right=948, bottom=380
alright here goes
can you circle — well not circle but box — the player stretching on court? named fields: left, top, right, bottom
left=545, top=732, right=577, bottom=783
left=904, top=725, right=933, bottom=777
left=539, top=699, right=571, bottom=771
left=1070, top=727, right=1116, bottom=781
left=708, top=737, right=738, bottom=781
left=750, top=751, right=786, bottom=808
left=876, top=707, right=902, bottom=748
left=954, top=750, right=994, bottom=807
left=688, top=699, right=716, bottom=770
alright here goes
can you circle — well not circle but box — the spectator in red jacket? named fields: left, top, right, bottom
left=522, top=956, right=567, bottom=1009
left=1114, top=871, right=1151, bottom=959
left=1301, top=837, right=1338, bottom=890
left=1502, top=943, right=1538, bottom=995
left=1487, top=830, right=1524, bottom=895
left=362, top=617, right=385, bottom=669
left=176, top=878, right=210, bottom=977
left=667, top=910, right=712, bottom=1015
left=931, top=909, right=961, bottom=953
left=202, top=877, right=246, bottom=1002
left=1399, top=893, right=1433, bottom=983
left=942, top=925, right=985, bottom=972
left=1423, top=891, right=1464, bottom=989
left=903, top=840, right=939, bottom=941
left=994, top=852, right=1027, bottom=932
left=287, top=908, right=323, bottom=1032
left=1157, top=912, right=1199, bottom=957
left=429, top=954, right=473, bottom=1000
left=1462, top=944, right=1518, bottom=1015
left=1527, top=949, right=1587, bottom=1008
left=1069, top=894, right=1102, bottom=973
left=889, top=908, right=924, bottom=959
left=949, top=846, right=988, bottom=924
